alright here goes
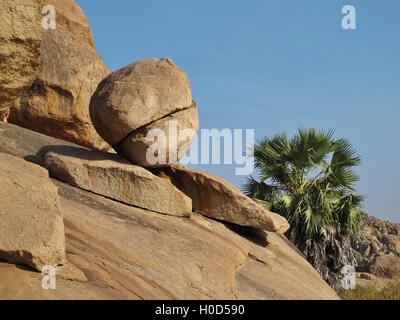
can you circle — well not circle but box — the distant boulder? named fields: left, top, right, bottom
left=369, top=255, right=400, bottom=279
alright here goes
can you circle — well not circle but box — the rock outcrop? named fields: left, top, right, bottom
left=352, top=214, right=400, bottom=272
left=0, top=0, right=341, bottom=300
left=42, top=146, right=192, bottom=217
left=0, top=122, right=338, bottom=300
left=351, top=213, right=400, bottom=283
left=154, top=165, right=290, bottom=233
left=90, top=58, right=199, bottom=166
left=0, top=0, right=109, bottom=150
left=0, top=0, right=42, bottom=121
left=0, top=153, right=66, bottom=271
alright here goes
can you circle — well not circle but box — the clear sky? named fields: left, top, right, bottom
left=77, top=0, right=400, bottom=222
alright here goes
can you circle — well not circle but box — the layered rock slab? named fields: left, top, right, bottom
left=42, top=146, right=192, bottom=217
left=0, top=153, right=66, bottom=270
left=154, top=165, right=290, bottom=233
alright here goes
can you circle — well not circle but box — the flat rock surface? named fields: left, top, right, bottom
left=0, top=122, right=76, bottom=164
left=0, top=123, right=338, bottom=299
left=1, top=180, right=338, bottom=299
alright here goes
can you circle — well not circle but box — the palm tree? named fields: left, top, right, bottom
left=242, top=129, right=363, bottom=287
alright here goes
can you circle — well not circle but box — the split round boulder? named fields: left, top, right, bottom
left=90, top=58, right=199, bottom=167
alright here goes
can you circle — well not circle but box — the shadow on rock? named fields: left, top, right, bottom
left=223, top=221, right=269, bottom=248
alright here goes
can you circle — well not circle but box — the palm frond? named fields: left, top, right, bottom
left=241, top=176, right=280, bottom=202
left=331, top=138, right=361, bottom=168
left=288, top=128, right=334, bottom=171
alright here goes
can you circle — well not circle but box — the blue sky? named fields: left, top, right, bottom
left=77, top=0, right=400, bottom=222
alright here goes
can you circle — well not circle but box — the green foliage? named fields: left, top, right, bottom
left=243, top=129, right=363, bottom=287
left=339, top=281, right=400, bottom=300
